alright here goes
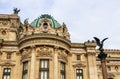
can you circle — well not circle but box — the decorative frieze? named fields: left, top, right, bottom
left=36, top=46, right=53, bottom=57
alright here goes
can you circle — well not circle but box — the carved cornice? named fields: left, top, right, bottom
left=1, top=46, right=19, bottom=53
left=97, top=61, right=120, bottom=66
left=96, top=49, right=120, bottom=54
left=2, top=41, right=18, bottom=46
left=0, top=14, right=19, bottom=19
left=86, top=52, right=96, bottom=56
left=19, top=33, right=70, bottom=44
left=19, top=34, right=71, bottom=52
left=97, top=57, right=120, bottom=61
left=71, top=43, right=84, bottom=48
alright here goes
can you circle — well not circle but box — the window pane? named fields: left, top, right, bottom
left=77, top=76, right=79, bottom=79
left=22, top=62, right=28, bottom=79
left=77, top=55, right=81, bottom=60
left=80, top=76, right=82, bottom=79
left=79, top=70, right=82, bottom=73
left=25, top=74, right=28, bottom=79
left=60, top=62, right=65, bottom=79
left=7, top=54, right=11, bottom=59
left=23, top=75, right=24, bottom=79
left=8, top=69, right=11, bottom=72
left=3, top=76, right=6, bottom=79
left=25, top=63, right=28, bottom=70
left=76, top=70, right=79, bottom=73
left=44, top=61, right=47, bottom=68
left=60, top=75, right=64, bottom=79
left=60, top=75, right=62, bottom=79
left=5, top=69, right=7, bottom=72
left=40, top=72, right=44, bottom=79
left=41, top=61, right=44, bottom=68
left=45, top=71, right=48, bottom=79
left=7, top=75, right=10, bottom=79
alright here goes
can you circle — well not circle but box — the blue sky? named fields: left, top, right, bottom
left=0, top=0, right=120, bottom=49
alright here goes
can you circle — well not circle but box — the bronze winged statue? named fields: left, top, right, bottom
left=13, top=8, right=20, bottom=14
left=93, top=37, right=108, bottom=52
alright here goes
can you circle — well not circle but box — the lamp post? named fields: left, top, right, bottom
left=94, top=37, right=108, bottom=79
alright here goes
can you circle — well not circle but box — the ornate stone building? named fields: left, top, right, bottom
left=0, top=11, right=120, bottom=79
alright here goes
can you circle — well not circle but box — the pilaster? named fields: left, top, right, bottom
left=87, top=51, right=98, bottom=79
left=85, top=41, right=98, bottom=79
left=54, top=46, right=58, bottom=79
left=30, top=46, right=36, bottom=79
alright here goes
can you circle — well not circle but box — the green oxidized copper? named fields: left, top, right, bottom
left=24, top=18, right=29, bottom=24
left=30, top=14, right=61, bottom=29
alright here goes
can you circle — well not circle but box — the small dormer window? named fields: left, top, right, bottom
left=43, top=23, right=48, bottom=29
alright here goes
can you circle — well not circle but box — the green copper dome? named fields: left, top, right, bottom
left=30, top=14, right=61, bottom=29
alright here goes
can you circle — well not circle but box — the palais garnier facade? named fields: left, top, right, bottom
left=0, top=10, right=120, bottom=79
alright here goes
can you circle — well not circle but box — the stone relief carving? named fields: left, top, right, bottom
left=58, top=50, right=68, bottom=62
left=19, top=19, right=70, bottom=40
left=0, top=20, right=9, bottom=26
left=21, top=49, right=31, bottom=60
left=36, top=46, right=52, bottom=57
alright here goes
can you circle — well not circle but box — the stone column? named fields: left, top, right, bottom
left=54, top=47, right=58, bottom=79
left=98, top=52, right=108, bottom=79
left=87, top=52, right=98, bottom=79
left=30, top=46, right=35, bottom=79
